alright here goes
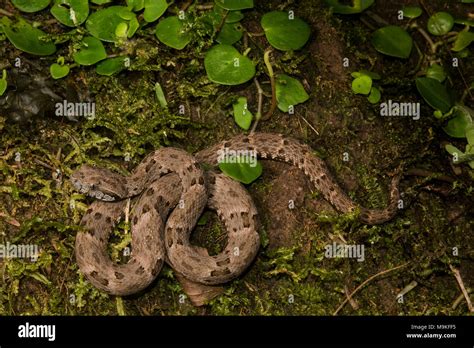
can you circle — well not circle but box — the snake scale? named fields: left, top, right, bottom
left=71, top=132, right=401, bottom=297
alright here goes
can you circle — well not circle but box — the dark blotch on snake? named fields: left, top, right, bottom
left=94, top=212, right=102, bottom=220
left=216, top=258, right=231, bottom=266
left=210, top=268, right=231, bottom=277
left=133, top=216, right=138, bottom=225
left=135, top=266, right=145, bottom=275
left=115, top=272, right=125, bottom=280
left=241, top=211, right=250, bottom=228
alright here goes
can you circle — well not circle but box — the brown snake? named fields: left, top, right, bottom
left=70, top=132, right=401, bottom=297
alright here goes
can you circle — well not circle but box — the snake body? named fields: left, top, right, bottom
left=71, top=133, right=401, bottom=296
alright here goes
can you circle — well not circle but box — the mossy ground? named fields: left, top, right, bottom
left=0, top=0, right=473, bottom=316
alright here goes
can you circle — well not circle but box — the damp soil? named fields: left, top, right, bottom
left=0, top=0, right=472, bottom=315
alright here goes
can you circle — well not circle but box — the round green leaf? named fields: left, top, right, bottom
left=155, top=16, right=191, bottom=50
left=1, top=17, right=56, bottom=56
left=232, top=97, right=253, bottom=130
left=425, top=64, right=446, bottom=83
left=143, top=0, right=168, bottom=23
left=452, top=31, right=474, bottom=52
left=51, top=0, right=89, bottom=27
left=415, top=77, right=453, bottom=113
left=204, top=44, right=255, bottom=85
left=11, top=0, right=50, bottom=12
left=261, top=11, right=311, bottom=51
left=96, top=56, right=129, bottom=76
left=214, top=0, right=253, bottom=10
left=402, top=6, right=422, bottom=19
left=371, top=25, right=413, bottom=59
left=276, top=74, right=310, bottom=112
left=324, top=0, right=374, bottom=14
left=351, top=75, right=372, bottom=95
left=443, top=105, right=473, bottom=138
left=0, top=80, right=7, bottom=96
left=367, top=86, right=381, bottom=104
left=219, top=158, right=262, bottom=184
left=216, top=23, right=243, bottom=45
left=73, top=36, right=107, bottom=65
left=86, top=6, right=136, bottom=42
left=50, top=63, right=70, bottom=79
left=427, top=12, right=454, bottom=36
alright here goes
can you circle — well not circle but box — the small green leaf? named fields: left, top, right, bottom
left=367, top=86, right=381, bottom=104
left=1, top=17, right=56, bottom=56
left=261, top=11, right=311, bottom=51
left=50, top=63, right=70, bottom=79
left=204, top=44, right=255, bottom=85
left=324, top=0, right=374, bottom=14
left=427, top=12, right=454, bottom=36
left=73, top=36, right=107, bottom=65
left=452, top=31, right=474, bottom=52
left=232, top=97, right=253, bottom=130
left=426, top=64, right=447, bottom=82
left=155, top=16, right=191, bottom=50
left=51, top=0, right=89, bottom=27
left=86, top=6, right=137, bottom=42
left=216, top=22, right=243, bottom=45
left=214, top=0, right=253, bottom=10
left=11, top=0, right=50, bottom=12
left=115, top=22, right=128, bottom=38
left=371, top=25, right=413, bottom=59
left=154, top=82, right=168, bottom=108
left=276, top=74, right=310, bottom=112
left=415, top=77, right=453, bottom=113
left=445, top=144, right=464, bottom=161
left=443, top=104, right=474, bottom=138
left=96, top=56, right=129, bottom=76
left=219, top=158, right=262, bottom=184
left=143, top=0, right=168, bottom=22
left=0, top=78, right=6, bottom=97
left=402, top=6, right=422, bottom=19
left=352, top=75, right=372, bottom=95
left=27, top=272, right=51, bottom=285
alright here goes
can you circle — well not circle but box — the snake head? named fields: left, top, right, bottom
left=70, top=164, right=129, bottom=201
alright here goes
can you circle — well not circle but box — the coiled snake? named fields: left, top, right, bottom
left=71, top=132, right=401, bottom=303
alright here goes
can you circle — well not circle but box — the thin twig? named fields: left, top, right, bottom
left=333, top=263, right=409, bottom=315
left=299, top=115, right=319, bottom=135
left=0, top=9, right=14, bottom=17
left=449, top=264, right=474, bottom=313
left=250, top=78, right=263, bottom=134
